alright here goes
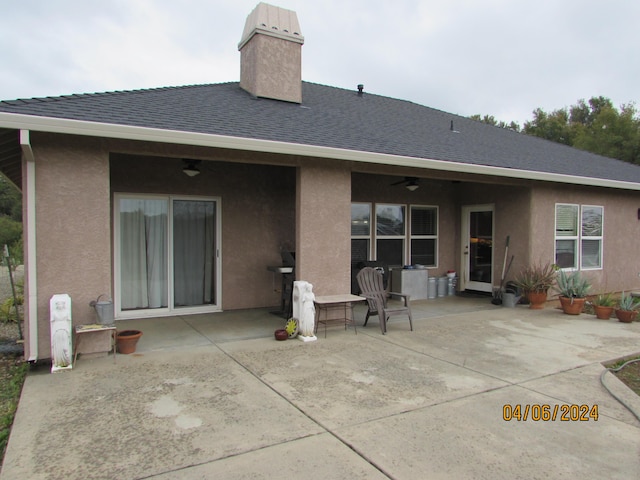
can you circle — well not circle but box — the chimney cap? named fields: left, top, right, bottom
left=239, top=3, right=304, bottom=50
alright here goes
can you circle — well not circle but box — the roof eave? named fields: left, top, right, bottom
left=1, top=112, right=639, bottom=191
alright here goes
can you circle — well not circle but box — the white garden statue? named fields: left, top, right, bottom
left=50, top=294, right=73, bottom=372
left=292, top=280, right=317, bottom=342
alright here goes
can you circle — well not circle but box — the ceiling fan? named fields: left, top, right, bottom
left=390, top=177, right=419, bottom=191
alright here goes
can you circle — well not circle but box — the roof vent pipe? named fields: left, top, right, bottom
left=357, top=84, right=364, bottom=96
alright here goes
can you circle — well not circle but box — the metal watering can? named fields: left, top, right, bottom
left=89, top=294, right=114, bottom=325
left=502, top=290, right=522, bottom=308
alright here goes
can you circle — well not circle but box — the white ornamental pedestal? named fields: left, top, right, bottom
left=292, top=280, right=317, bottom=342
left=50, top=294, right=73, bottom=372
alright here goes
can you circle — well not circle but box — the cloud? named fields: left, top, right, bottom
left=1, top=0, right=638, bottom=126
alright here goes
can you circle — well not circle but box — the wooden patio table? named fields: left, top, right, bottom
left=313, top=294, right=365, bottom=337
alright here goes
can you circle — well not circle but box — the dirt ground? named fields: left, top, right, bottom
left=611, top=360, right=640, bottom=396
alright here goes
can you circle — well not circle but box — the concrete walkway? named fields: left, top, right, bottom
left=2, top=299, right=640, bottom=479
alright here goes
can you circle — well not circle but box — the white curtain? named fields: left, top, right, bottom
left=120, top=199, right=168, bottom=309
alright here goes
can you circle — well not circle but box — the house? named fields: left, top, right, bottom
left=1, top=3, right=640, bottom=363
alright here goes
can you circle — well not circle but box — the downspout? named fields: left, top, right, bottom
left=20, top=130, right=38, bottom=362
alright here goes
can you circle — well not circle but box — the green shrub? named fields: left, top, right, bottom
left=0, top=298, right=22, bottom=323
left=0, top=217, right=21, bottom=251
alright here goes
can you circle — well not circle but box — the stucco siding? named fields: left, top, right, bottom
left=456, top=183, right=532, bottom=285
left=297, top=160, right=351, bottom=295
left=110, top=154, right=296, bottom=310
left=31, top=133, right=112, bottom=358
left=531, top=184, right=640, bottom=294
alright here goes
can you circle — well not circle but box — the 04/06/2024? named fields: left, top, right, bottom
left=503, top=404, right=598, bottom=422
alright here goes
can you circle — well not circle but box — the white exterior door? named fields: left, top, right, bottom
left=461, top=205, right=494, bottom=293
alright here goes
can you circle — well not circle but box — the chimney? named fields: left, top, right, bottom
left=238, top=3, right=304, bottom=103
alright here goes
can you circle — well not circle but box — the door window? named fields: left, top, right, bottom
left=462, top=205, right=494, bottom=292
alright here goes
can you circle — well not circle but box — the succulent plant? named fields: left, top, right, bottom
left=554, top=270, right=591, bottom=298
left=617, top=292, right=640, bottom=311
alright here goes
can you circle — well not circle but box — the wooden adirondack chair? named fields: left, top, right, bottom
left=356, top=267, right=413, bottom=334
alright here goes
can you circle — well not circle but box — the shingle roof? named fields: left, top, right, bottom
left=2, top=81, right=640, bottom=184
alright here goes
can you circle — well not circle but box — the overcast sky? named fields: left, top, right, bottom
left=1, top=0, right=638, bottom=125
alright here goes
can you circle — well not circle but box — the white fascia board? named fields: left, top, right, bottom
left=2, top=112, right=640, bottom=191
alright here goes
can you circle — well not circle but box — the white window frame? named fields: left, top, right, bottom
left=580, top=205, right=604, bottom=270
left=554, top=203, right=603, bottom=271
left=409, top=205, right=439, bottom=268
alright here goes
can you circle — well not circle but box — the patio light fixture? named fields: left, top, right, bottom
left=405, top=180, right=419, bottom=191
left=182, top=159, right=201, bottom=177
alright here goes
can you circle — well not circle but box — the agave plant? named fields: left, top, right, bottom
left=554, top=270, right=591, bottom=299
left=617, top=292, right=640, bottom=311
left=592, top=293, right=616, bottom=307
left=512, top=262, right=557, bottom=293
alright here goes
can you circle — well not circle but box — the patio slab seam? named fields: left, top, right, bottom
left=212, top=341, right=393, bottom=478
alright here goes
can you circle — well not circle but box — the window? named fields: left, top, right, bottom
left=351, top=203, right=371, bottom=268
left=410, top=206, right=438, bottom=267
left=555, top=204, right=603, bottom=270
left=581, top=206, right=603, bottom=269
left=352, top=203, right=440, bottom=268
left=376, top=204, right=405, bottom=267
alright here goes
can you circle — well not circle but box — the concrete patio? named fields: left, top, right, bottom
left=2, top=297, right=640, bottom=479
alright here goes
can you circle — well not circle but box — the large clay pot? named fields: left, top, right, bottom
left=594, top=305, right=614, bottom=320
left=615, top=309, right=638, bottom=323
left=526, top=290, right=548, bottom=309
left=116, top=330, right=143, bottom=354
left=559, top=296, right=585, bottom=315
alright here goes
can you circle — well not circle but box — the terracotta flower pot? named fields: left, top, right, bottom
left=615, top=309, right=638, bottom=323
left=116, top=330, right=143, bottom=354
left=594, top=305, right=614, bottom=320
left=274, top=329, right=288, bottom=341
left=526, top=290, right=548, bottom=309
left=559, top=296, right=585, bottom=315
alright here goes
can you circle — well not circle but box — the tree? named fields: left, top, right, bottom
left=470, top=114, right=520, bottom=132
left=572, top=102, right=640, bottom=164
left=0, top=174, right=22, bottom=263
left=523, top=107, right=575, bottom=146
left=0, top=175, right=21, bottom=222
left=473, top=96, right=640, bottom=165
left=569, top=96, right=614, bottom=126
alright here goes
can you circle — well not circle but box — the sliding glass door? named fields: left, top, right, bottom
left=115, top=195, right=221, bottom=317
left=173, top=200, right=216, bottom=307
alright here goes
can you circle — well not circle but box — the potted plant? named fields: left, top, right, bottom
left=615, top=292, right=639, bottom=323
left=512, top=262, right=557, bottom=309
left=116, top=329, right=143, bottom=354
left=554, top=270, right=590, bottom=315
left=591, top=293, right=616, bottom=320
